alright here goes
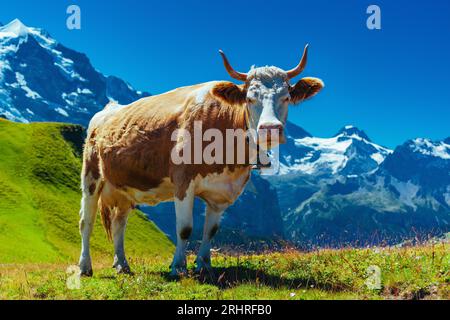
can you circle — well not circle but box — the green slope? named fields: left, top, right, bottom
left=0, top=119, right=173, bottom=264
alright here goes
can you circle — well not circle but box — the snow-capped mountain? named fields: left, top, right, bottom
left=267, top=126, right=450, bottom=247
left=278, top=124, right=392, bottom=176
left=0, top=19, right=148, bottom=125
left=380, top=138, right=450, bottom=205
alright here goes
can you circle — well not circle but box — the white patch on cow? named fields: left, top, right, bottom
left=79, top=172, right=100, bottom=275
left=112, top=214, right=130, bottom=273
left=246, top=67, right=288, bottom=132
left=196, top=205, right=224, bottom=271
left=195, top=167, right=250, bottom=206
left=171, top=182, right=195, bottom=275
left=88, top=103, right=127, bottom=131
left=128, top=178, right=174, bottom=205
left=247, top=65, right=287, bottom=81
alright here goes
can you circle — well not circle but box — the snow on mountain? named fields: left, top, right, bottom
left=409, top=138, right=450, bottom=160
left=278, top=124, right=392, bottom=176
left=335, top=125, right=372, bottom=141
left=381, top=138, right=450, bottom=192
left=0, top=19, right=149, bottom=125
left=0, top=18, right=29, bottom=37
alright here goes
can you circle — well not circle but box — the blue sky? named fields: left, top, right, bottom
left=1, top=0, right=449, bottom=148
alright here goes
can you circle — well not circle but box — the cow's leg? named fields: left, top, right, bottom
left=170, top=185, right=194, bottom=276
left=78, top=176, right=100, bottom=276
left=112, top=209, right=132, bottom=274
left=196, top=204, right=225, bottom=272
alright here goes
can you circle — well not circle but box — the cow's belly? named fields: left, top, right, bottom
left=105, top=166, right=251, bottom=209
left=194, top=167, right=251, bottom=209
left=125, top=177, right=175, bottom=206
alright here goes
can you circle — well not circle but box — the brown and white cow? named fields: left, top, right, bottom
left=78, top=45, right=323, bottom=276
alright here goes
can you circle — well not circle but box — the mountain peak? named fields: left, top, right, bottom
left=335, top=125, right=371, bottom=141
left=0, top=19, right=149, bottom=125
left=285, top=121, right=312, bottom=139
left=0, top=19, right=30, bottom=37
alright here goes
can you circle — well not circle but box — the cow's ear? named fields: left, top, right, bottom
left=289, top=77, right=324, bottom=104
left=211, top=82, right=247, bottom=105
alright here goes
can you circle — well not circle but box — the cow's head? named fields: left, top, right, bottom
left=213, top=45, right=323, bottom=150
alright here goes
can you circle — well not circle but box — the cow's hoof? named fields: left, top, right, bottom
left=195, top=258, right=212, bottom=274
left=79, top=259, right=93, bottom=277
left=79, top=267, right=93, bottom=277
left=170, top=265, right=188, bottom=277
left=116, top=264, right=133, bottom=275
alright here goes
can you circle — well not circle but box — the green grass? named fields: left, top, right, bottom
left=0, top=119, right=173, bottom=264
left=0, top=119, right=448, bottom=300
left=0, top=244, right=448, bottom=299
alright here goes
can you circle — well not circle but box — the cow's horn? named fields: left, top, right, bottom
left=286, top=44, right=309, bottom=79
left=219, top=50, right=247, bottom=82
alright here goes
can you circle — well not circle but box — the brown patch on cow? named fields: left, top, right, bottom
left=211, top=82, right=247, bottom=106
left=209, top=224, right=219, bottom=239
left=99, top=201, right=112, bottom=241
left=289, top=77, right=324, bottom=104
left=88, top=183, right=96, bottom=195
left=180, top=226, right=192, bottom=240
left=95, top=98, right=180, bottom=193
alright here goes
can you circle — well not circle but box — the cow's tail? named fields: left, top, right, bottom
left=99, top=198, right=112, bottom=241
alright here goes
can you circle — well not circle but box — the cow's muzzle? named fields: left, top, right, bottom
left=257, top=124, right=286, bottom=149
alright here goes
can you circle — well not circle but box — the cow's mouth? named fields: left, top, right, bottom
left=257, top=130, right=286, bottom=150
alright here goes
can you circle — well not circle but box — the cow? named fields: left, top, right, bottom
left=78, top=45, right=324, bottom=276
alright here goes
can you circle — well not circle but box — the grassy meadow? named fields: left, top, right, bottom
left=0, top=119, right=448, bottom=300
left=0, top=244, right=448, bottom=300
